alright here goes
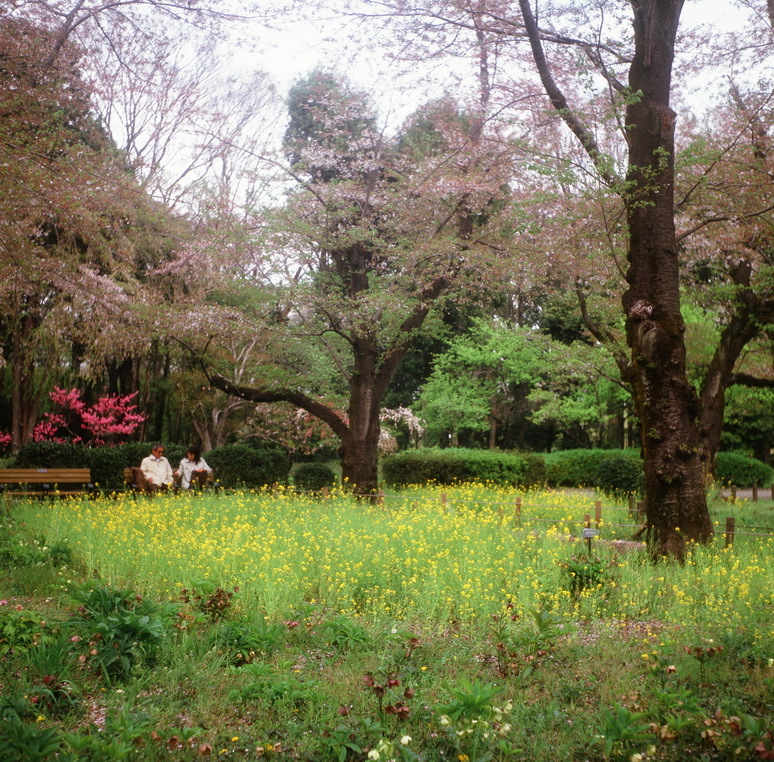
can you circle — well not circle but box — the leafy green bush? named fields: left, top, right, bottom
left=0, top=716, right=64, bottom=761
left=215, top=618, right=284, bottom=665
left=544, top=449, right=607, bottom=487
left=382, top=448, right=544, bottom=488
left=596, top=452, right=645, bottom=497
left=205, top=443, right=290, bottom=488
left=714, top=452, right=773, bottom=487
left=0, top=608, right=55, bottom=657
left=0, top=535, right=72, bottom=569
left=559, top=554, right=616, bottom=595
left=68, top=585, right=174, bottom=681
left=13, top=441, right=84, bottom=470
left=544, top=449, right=644, bottom=495
left=293, top=462, right=337, bottom=492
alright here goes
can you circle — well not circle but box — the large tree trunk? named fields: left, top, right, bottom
left=10, top=316, right=43, bottom=453
left=698, top=298, right=760, bottom=482
left=623, top=0, right=713, bottom=558
left=340, top=337, right=382, bottom=495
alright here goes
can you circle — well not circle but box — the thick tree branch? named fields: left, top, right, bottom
left=374, top=272, right=454, bottom=398
left=208, top=373, right=350, bottom=440
left=517, top=0, right=621, bottom=187
left=575, top=277, right=631, bottom=384
left=676, top=204, right=774, bottom=241
left=731, top=372, right=774, bottom=388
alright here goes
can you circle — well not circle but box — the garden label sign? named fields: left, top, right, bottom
left=581, top=527, right=598, bottom=553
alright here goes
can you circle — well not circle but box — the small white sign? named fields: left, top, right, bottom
left=581, top=528, right=599, bottom=539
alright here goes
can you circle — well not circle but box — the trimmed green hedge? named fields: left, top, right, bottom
left=714, top=452, right=772, bottom=487
left=293, top=462, right=337, bottom=492
left=544, top=449, right=645, bottom=496
left=382, top=448, right=546, bottom=488
left=13, top=441, right=290, bottom=491
left=201, top=444, right=290, bottom=489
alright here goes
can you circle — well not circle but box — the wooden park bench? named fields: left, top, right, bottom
left=123, top=467, right=216, bottom=494
left=0, top=468, right=93, bottom=501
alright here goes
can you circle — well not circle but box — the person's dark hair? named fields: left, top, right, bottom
left=187, top=445, right=201, bottom=465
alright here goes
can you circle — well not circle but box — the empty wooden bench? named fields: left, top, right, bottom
left=0, top=468, right=93, bottom=500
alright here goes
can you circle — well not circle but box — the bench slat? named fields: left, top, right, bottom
left=0, top=469, right=91, bottom=484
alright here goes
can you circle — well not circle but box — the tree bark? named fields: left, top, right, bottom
left=9, top=314, right=44, bottom=453
left=697, top=272, right=771, bottom=481
left=340, top=338, right=383, bottom=494
left=519, top=0, right=714, bottom=557
left=622, top=0, right=713, bottom=557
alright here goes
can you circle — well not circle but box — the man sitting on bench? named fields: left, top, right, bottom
left=133, top=443, right=174, bottom=492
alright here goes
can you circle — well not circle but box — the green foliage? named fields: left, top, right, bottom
left=721, top=386, right=774, bottom=459
left=22, top=632, right=81, bottom=717
left=13, top=441, right=84, bottom=469
left=0, top=533, right=73, bottom=569
left=418, top=322, right=553, bottom=443
left=382, top=447, right=545, bottom=488
left=293, top=462, right=337, bottom=492
left=68, top=585, right=172, bottom=681
left=594, top=703, right=653, bottom=759
left=559, top=554, right=616, bottom=595
left=491, top=608, right=575, bottom=677
left=323, top=614, right=371, bottom=650
left=596, top=453, right=645, bottom=497
left=215, top=618, right=284, bottom=665
left=714, top=451, right=772, bottom=487
left=544, top=449, right=643, bottom=494
left=437, top=678, right=497, bottom=722
left=0, top=693, right=36, bottom=725
left=0, top=717, right=65, bottom=762
left=228, top=665, right=321, bottom=708
left=0, top=608, right=55, bottom=657
left=318, top=723, right=363, bottom=762
left=205, top=443, right=290, bottom=488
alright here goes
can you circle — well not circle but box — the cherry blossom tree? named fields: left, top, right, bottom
left=674, top=87, right=774, bottom=476
left=175, top=72, right=517, bottom=494
left=0, top=14, right=185, bottom=450
left=331, top=0, right=772, bottom=555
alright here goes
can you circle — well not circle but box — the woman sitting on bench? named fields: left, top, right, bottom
left=175, top=446, right=213, bottom=490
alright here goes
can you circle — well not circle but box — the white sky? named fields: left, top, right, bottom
left=226, top=0, right=764, bottom=130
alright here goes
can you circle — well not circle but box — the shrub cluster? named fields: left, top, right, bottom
left=714, top=451, right=773, bottom=487
left=13, top=441, right=290, bottom=491
left=543, top=449, right=645, bottom=497
left=382, top=448, right=545, bottom=488
left=293, top=462, right=337, bottom=492
left=204, top=443, right=290, bottom=489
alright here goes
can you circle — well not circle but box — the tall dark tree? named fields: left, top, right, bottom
left=338, top=0, right=724, bottom=555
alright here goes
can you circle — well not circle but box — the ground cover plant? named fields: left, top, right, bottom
left=0, top=486, right=772, bottom=760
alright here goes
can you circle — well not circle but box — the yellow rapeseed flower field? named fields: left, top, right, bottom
left=15, top=485, right=773, bottom=643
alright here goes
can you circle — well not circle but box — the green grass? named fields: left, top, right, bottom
left=0, top=485, right=772, bottom=760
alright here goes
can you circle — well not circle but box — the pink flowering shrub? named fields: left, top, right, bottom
left=30, top=387, right=145, bottom=446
